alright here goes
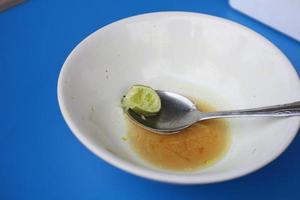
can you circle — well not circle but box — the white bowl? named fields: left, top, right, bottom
left=58, top=12, right=300, bottom=184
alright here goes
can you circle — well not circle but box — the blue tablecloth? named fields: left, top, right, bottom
left=1, top=0, right=299, bottom=199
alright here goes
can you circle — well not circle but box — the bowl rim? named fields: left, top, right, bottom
left=57, top=11, right=300, bottom=184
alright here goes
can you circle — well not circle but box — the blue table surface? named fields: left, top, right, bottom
left=1, top=0, right=300, bottom=199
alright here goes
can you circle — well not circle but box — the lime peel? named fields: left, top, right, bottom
left=121, top=85, right=161, bottom=116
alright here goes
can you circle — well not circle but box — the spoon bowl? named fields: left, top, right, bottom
left=127, top=91, right=199, bottom=134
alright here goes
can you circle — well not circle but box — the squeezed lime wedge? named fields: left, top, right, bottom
left=121, top=85, right=161, bottom=116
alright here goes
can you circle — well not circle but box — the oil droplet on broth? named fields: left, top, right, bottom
left=126, top=98, right=231, bottom=171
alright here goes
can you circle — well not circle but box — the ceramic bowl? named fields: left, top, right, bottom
left=58, top=12, right=300, bottom=184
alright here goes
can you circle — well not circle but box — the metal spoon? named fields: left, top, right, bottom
left=126, top=90, right=300, bottom=134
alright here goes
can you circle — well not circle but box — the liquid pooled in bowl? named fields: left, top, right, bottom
left=126, top=98, right=231, bottom=171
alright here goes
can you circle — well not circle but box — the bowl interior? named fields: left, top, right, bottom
left=58, top=12, right=300, bottom=183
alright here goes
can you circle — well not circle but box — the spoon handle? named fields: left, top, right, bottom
left=199, top=101, right=300, bottom=120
